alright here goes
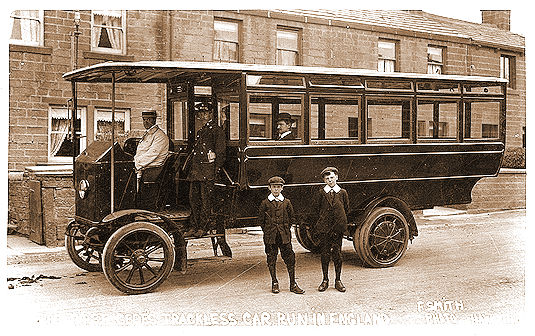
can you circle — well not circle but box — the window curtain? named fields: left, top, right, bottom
left=93, top=10, right=122, bottom=50
left=50, top=118, right=69, bottom=157
left=11, top=10, right=39, bottom=43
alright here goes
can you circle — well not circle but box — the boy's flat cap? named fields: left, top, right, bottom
left=268, top=176, right=285, bottom=185
left=321, top=166, right=338, bottom=176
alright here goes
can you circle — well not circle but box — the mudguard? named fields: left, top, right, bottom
left=352, top=195, right=418, bottom=241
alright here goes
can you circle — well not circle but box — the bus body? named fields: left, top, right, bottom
left=62, top=61, right=506, bottom=294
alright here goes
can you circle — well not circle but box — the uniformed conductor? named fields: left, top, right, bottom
left=134, top=110, right=169, bottom=179
left=185, top=102, right=226, bottom=238
left=257, top=176, right=305, bottom=294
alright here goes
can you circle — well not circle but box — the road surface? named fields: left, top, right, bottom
left=5, top=209, right=526, bottom=327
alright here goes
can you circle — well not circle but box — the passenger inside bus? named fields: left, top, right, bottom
left=276, top=113, right=296, bottom=140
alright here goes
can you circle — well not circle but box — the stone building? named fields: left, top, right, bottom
left=7, top=10, right=525, bottom=245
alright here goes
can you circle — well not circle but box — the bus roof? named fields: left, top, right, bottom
left=63, top=60, right=507, bottom=84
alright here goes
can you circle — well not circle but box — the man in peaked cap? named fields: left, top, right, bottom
left=134, top=110, right=169, bottom=179
left=185, top=102, right=227, bottom=239
left=276, top=113, right=296, bottom=140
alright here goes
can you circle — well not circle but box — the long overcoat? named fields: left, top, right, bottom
left=186, top=120, right=226, bottom=181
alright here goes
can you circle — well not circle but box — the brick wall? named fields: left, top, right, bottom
left=452, top=169, right=526, bottom=213
left=8, top=173, right=30, bottom=235
left=8, top=10, right=526, bottom=172
left=40, top=174, right=75, bottom=246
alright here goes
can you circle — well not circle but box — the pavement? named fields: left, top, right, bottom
left=3, top=206, right=479, bottom=259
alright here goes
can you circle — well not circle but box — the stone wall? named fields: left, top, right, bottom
left=459, top=169, right=526, bottom=213
left=9, top=167, right=74, bottom=247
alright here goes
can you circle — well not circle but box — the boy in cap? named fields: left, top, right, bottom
left=312, top=167, right=349, bottom=292
left=257, top=176, right=305, bottom=294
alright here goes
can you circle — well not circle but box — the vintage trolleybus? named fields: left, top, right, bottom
left=62, top=61, right=506, bottom=294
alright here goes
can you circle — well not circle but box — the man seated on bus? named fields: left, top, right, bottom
left=276, top=113, right=296, bottom=140
left=134, top=110, right=169, bottom=182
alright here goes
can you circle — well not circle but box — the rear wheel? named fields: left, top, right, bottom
left=353, top=207, right=409, bottom=268
left=295, top=223, right=320, bottom=253
left=65, top=224, right=102, bottom=272
left=102, top=221, right=175, bottom=294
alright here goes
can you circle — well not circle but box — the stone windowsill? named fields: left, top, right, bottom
left=24, top=165, right=73, bottom=176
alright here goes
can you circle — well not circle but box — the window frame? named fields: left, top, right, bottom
left=94, top=107, right=131, bottom=140
left=276, top=26, right=301, bottom=66
left=48, top=105, right=87, bottom=163
left=500, top=54, right=516, bottom=89
left=246, top=92, right=305, bottom=144
left=365, top=96, right=412, bottom=142
left=377, top=39, right=398, bottom=73
left=416, top=98, right=460, bottom=142
left=9, top=10, right=44, bottom=47
left=427, top=45, right=445, bottom=75
left=91, top=10, right=127, bottom=55
left=213, top=18, right=241, bottom=63
left=310, top=95, right=361, bottom=141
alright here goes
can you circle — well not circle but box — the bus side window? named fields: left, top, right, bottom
left=464, top=101, right=500, bottom=139
left=248, top=94, right=303, bottom=141
left=367, top=99, right=411, bottom=140
left=417, top=100, right=458, bottom=139
left=172, top=100, right=188, bottom=141
left=311, top=97, right=359, bottom=140
left=218, top=99, right=240, bottom=141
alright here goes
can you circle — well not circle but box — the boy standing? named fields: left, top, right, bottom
left=257, top=176, right=305, bottom=294
left=312, top=167, right=349, bottom=292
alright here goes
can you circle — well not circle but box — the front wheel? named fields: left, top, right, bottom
left=353, top=207, right=409, bottom=268
left=102, top=221, right=175, bottom=294
left=65, top=224, right=102, bottom=272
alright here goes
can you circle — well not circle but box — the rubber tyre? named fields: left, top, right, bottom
left=295, top=223, right=321, bottom=253
left=102, top=221, right=175, bottom=294
left=353, top=207, right=409, bottom=268
left=65, top=225, right=102, bottom=272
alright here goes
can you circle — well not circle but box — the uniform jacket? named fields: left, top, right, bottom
left=312, top=184, right=349, bottom=235
left=134, top=125, right=169, bottom=171
left=257, top=194, right=296, bottom=245
left=186, top=120, right=226, bottom=181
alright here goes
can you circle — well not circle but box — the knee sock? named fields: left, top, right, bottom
left=287, top=264, right=296, bottom=285
left=268, top=264, right=277, bottom=283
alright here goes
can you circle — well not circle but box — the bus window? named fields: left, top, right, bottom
left=464, top=101, right=500, bottom=139
left=218, top=97, right=240, bottom=141
left=417, top=82, right=460, bottom=93
left=366, top=99, right=410, bottom=140
left=417, top=100, right=458, bottom=139
left=311, top=97, right=359, bottom=140
left=172, top=100, right=188, bottom=141
left=248, top=94, right=303, bottom=141
left=464, top=83, right=503, bottom=95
